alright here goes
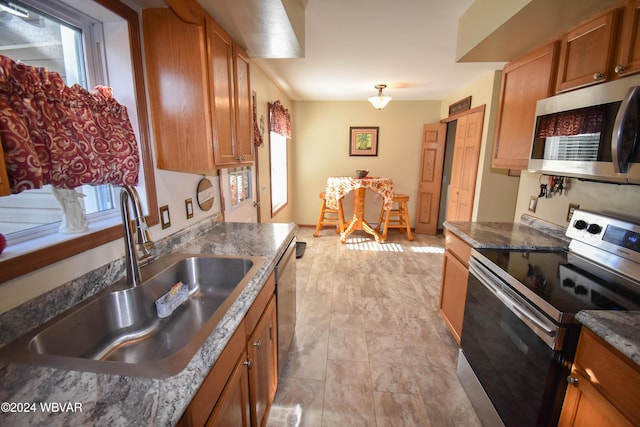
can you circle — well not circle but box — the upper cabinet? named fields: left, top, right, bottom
left=556, top=10, right=618, bottom=93
left=492, top=0, right=640, bottom=171
left=615, top=0, right=640, bottom=77
left=206, top=17, right=254, bottom=167
left=142, top=8, right=214, bottom=173
left=142, top=7, right=253, bottom=174
left=492, top=42, right=559, bottom=170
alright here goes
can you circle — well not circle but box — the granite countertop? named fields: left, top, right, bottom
left=576, top=311, right=640, bottom=365
left=0, top=221, right=298, bottom=427
left=444, top=215, right=640, bottom=369
left=443, top=214, right=569, bottom=250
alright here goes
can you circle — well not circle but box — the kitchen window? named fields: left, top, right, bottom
left=0, top=0, right=158, bottom=283
left=270, top=131, right=288, bottom=215
left=228, top=166, right=252, bottom=207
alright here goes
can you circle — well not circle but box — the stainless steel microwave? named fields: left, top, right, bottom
left=528, top=74, right=640, bottom=184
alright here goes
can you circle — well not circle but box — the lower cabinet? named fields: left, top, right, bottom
left=559, top=327, right=640, bottom=427
left=206, top=353, right=251, bottom=427
left=246, top=297, right=278, bottom=427
left=438, top=230, right=472, bottom=344
left=178, top=272, right=277, bottom=427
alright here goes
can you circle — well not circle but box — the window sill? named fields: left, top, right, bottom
left=0, top=216, right=123, bottom=284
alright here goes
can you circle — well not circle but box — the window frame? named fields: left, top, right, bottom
left=0, top=0, right=158, bottom=284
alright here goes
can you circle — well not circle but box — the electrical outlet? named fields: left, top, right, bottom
left=567, top=203, right=579, bottom=222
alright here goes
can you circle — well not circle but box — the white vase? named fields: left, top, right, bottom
left=52, top=187, right=89, bottom=234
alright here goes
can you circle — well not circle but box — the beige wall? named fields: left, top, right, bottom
left=439, top=70, right=520, bottom=222
left=514, top=172, right=640, bottom=226
left=291, top=100, right=441, bottom=227
left=250, top=64, right=294, bottom=224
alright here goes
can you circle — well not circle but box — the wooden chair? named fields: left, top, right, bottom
left=375, top=193, right=414, bottom=241
left=313, top=191, right=345, bottom=237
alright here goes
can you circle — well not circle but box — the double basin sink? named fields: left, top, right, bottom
left=0, top=253, right=265, bottom=379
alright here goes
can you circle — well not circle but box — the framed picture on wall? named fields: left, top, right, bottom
left=349, top=126, right=379, bottom=156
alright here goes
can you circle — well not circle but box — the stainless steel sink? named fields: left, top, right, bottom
left=0, top=253, right=265, bottom=378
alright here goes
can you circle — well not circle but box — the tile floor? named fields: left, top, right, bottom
left=267, top=226, right=482, bottom=427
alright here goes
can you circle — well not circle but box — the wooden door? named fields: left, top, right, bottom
left=206, top=16, right=237, bottom=166
left=414, top=123, right=446, bottom=234
left=142, top=8, right=214, bottom=173
left=616, top=0, right=640, bottom=78
left=558, top=370, right=634, bottom=427
left=446, top=109, right=484, bottom=222
left=555, top=10, right=617, bottom=93
left=234, top=45, right=254, bottom=163
left=205, top=353, right=251, bottom=427
left=247, top=296, right=277, bottom=427
left=492, top=42, right=558, bottom=170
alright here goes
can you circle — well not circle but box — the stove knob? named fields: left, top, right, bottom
left=562, top=278, right=575, bottom=288
left=587, top=224, right=602, bottom=235
left=575, top=285, right=588, bottom=295
left=574, top=220, right=588, bottom=230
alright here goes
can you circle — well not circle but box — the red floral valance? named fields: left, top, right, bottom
left=0, top=55, right=139, bottom=194
left=269, top=100, right=291, bottom=138
left=536, top=105, right=605, bottom=138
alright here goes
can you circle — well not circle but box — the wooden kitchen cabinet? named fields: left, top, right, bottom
left=492, top=42, right=559, bottom=170
left=439, top=230, right=472, bottom=344
left=178, top=272, right=277, bottom=427
left=142, top=7, right=253, bottom=174
left=555, top=10, right=618, bottom=93
left=615, top=0, right=640, bottom=78
left=206, top=17, right=254, bottom=166
left=559, top=327, right=640, bottom=427
left=142, top=8, right=215, bottom=174
left=246, top=296, right=277, bottom=427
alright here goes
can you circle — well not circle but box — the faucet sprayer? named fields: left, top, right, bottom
left=121, top=185, right=154, bottom=287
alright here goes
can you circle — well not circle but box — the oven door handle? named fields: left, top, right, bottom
left=469, top=259, right=558, bottom=344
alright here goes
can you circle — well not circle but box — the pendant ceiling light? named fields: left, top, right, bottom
left=368, top=84, right=392, bottom=110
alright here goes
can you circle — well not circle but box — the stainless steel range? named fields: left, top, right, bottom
left=457, top=210, right=640, bottom=427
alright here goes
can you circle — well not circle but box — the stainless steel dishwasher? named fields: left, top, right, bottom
left=275, top=236, right=296, bottom=377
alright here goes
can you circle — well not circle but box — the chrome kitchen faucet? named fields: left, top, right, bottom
left=120, top=185, right=154, bottom=287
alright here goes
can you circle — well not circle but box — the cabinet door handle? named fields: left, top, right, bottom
left=615, top=64, right=626, bottom=74
left=253, top=340, right=261, bottom=349
left=244, top=359, right=252, bottom=368
left=567, top=375, right=579, bottom=386
left=593, top=72, right=604, bottom=80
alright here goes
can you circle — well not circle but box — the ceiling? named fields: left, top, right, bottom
left=199, top=0, right=506, bottom=102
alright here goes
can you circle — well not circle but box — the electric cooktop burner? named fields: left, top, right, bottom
left=473, top=248, right=640, bottom=323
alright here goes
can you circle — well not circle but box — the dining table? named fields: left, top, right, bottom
left=324, top=176, right=394, bottom=243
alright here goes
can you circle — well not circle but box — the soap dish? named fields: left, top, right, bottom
left=156, top=282, right=189, bottom=318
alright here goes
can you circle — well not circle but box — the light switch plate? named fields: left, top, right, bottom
left=528, top=196, right=537, bottom=213
left=185, top=198, right=193, bottom=219
left=160, top=205, right=171, bottom=229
